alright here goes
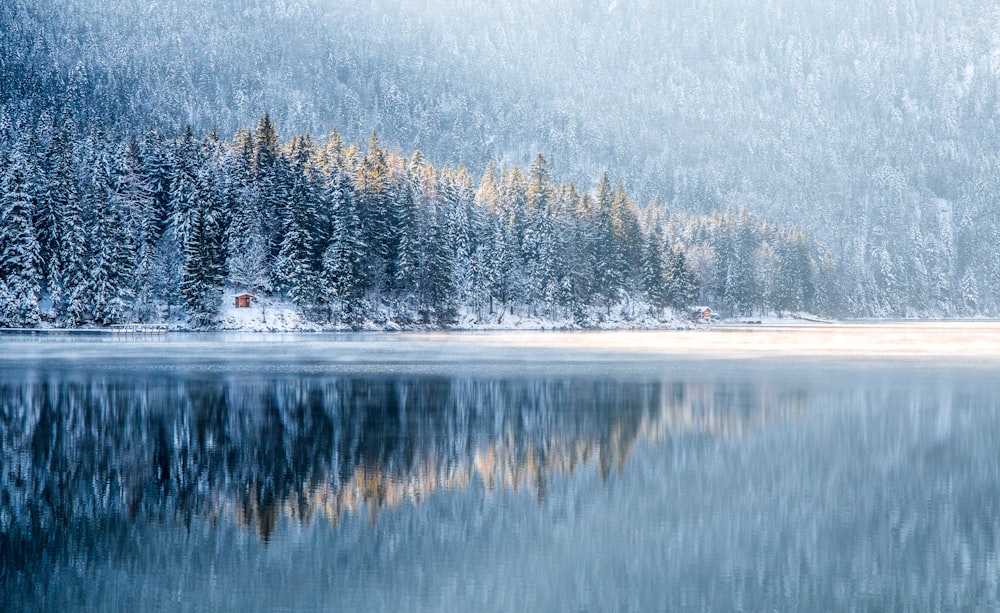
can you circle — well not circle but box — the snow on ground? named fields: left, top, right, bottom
left=218, top=294, right=323, bottom=332
left=215, top=292, right=691, bottom=332
left=21, top=290, right=830, bottom=333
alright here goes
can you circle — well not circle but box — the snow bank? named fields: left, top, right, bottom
left=215, top=291, right=690, bottom=332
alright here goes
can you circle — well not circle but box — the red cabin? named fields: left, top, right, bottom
left=234, top=293, right=253, bottom=308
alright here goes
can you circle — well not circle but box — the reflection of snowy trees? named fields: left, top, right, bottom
left=0, top=374, right=799, bottom=548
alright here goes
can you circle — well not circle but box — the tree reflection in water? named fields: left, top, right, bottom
left=7, top=364, right=1000, bottom=611
left=0, top=374, right=800, bottom=557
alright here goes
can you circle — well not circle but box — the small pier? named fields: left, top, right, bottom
left=0, top=324, right=169, bottom=336
left=110, top=323, right=169, bottom=336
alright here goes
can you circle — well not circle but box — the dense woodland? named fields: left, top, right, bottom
left=0, top=115, right=822, bottom=327
left=2, top=0, right=1000, bottom=321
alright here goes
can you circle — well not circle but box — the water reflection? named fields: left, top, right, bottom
left=0, top=375, right=800, bottom=545
left=3, top=363, right=1000, bottom=611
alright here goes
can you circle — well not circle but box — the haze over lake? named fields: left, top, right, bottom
left=3, top=325, right=1000, bottom=611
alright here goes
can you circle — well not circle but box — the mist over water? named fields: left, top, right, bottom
left=2, top=330, right=1000, bottom=610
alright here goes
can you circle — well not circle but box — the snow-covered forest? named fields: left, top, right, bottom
left=2, top=0, right=999, bottom=324
left=0, top=115, right=822, bottom=327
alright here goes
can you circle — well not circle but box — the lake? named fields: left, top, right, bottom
left=3, top=326, right=1000, bottom=611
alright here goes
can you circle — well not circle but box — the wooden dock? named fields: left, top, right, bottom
left=0, top=324, right=169, bottom=336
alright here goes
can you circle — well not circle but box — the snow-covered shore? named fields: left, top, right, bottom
left=216, top=292, right=691, bottom=332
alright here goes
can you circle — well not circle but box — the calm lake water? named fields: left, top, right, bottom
left=3, top=327, right=1000, bottom=611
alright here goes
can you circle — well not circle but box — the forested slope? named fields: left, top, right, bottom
left=0, top=115, right=823, bottom=328
left=2, top=0, right=998, bottom=319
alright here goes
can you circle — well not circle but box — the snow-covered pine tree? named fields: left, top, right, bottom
left=357, top=132, right=395, bottom=297
left=775, top=230, right=814, bottom=314
left=276, top=134, right=321, bottom=311
left=179, top=202, right=223, bottom=327
left=321, top=166, right=366, bottom=324
left=611, top=180, right=643, bottom=290
left=593, top=172, right=624, bottom=315
left=641, top=224, right=668, bottom=315
left=752, top=241, right=780, bottom=315
left=519, top=154, right=558, bottom=313
left=225, top=128, right=270, bottom=298
left=415, top=210, right=457, bottom=325
left=171, top=126, right=200, bottom=248
left=960, top=268, right=979, bottom=316
left=117, top=137, right=158, bottom=321
left=392, top=177, right=420, bottom=312
left=666, top=248, right=698, bottom=311
left=251, top=113, right=289, bottom=289
left=36, top=120, right=81, bottom=320
left=440, top=166, right=474, bottom=306
left=86, top=142, right=136, bottom=325
left=141, top=130, right=174, bottom=239
left=0, top=149, right=42, bottom=327
left=32, top=115, right=60, bottom=301
left=178, top=136, right=225, bottom=327
left=487, top=218, right=518, bottom=317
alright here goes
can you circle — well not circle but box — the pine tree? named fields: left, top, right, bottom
left=253, top=113, right=286, bottom=283
left=393, top=178, right=420, bottom=310
left=182, top=138, right=225, bottom=326
left=171, top=126, right=200, bottom=248
left=118, top=137, right=157, bottom=321
left=0, top=151, right=41, bottom=327
left=641, top=226, right=668, bottom=314
left=593, top=173, right=624, bottom=315
left=960, top=268, right=979, bottom=316
left=179, top=203, right=222, bottom=327
left=142, top=129, right=174, bottom=239
left=33, top=119, right=61, bottom=301
left=487, top=218, right=518, bottom=317
left=226, top=127, right=271, bottom=299
left=440, top=166, right=474, bottom=304
left=276, top=135, right=321, bottom=310
left=416, top=212, right=457, bottom=325
left=356, top=132, right=395, bottom=296
left=321, top=166, right=366, bottom=324
left=776, top=231, right=815, bottom=314
left=86, top=144, right=136, bottom=326
left=611, top=180, right=643, bottom=287
left=38, top=122, right=83, bottom=321
left=475, top=160, right=500, bottom=211
left=527, top=153, right=552, bottom=213
left=752, top=241, right=780, bottom=314
left=667, top=248, right=698, bottom=311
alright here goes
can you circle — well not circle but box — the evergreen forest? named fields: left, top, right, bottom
left=0, top=115, right=822, bottom=327
left=3, top=0, right=999, bottom=324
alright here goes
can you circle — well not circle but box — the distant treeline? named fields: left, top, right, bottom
left=0, top=115, right=826, bottom=328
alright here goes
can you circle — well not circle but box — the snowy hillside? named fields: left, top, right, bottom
left=2, top=0, right=999, bottom=320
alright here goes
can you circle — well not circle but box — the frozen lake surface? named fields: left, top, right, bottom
left=3, top=324, right=1000, bottom=610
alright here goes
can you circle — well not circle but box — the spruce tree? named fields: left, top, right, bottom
left=180, top=203, right=222, bottom=327
left=593, top=173, right=624, bottom=315
left=118, top=137, right=157, bottom=321
left=86, top=144, right=136, bottom=325
left=39, top=123, right=83, bottom=322
left=641, top=226, right=668, bottom=314
left=226, top=127, right=271, bottom=299
left=0, top=151, right=41, bottom=327
left=277, top=135, right=321, bottom=310
left=321, top=168, right=366, bottom=324
left=357, top=132, right=394, bottom=295
left=667, top=248, right=698, bottom=311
